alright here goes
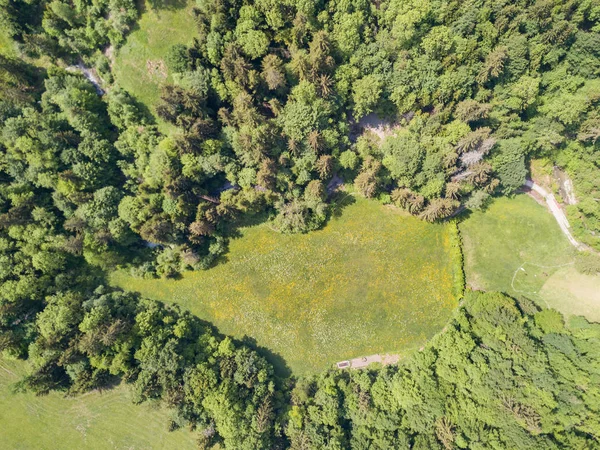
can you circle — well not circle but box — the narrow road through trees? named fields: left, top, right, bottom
left=524, top=180, right=583, bottom=250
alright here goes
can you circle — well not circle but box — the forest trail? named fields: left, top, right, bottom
left=524, top=180, right=583, bottom=250
left=336, top=353, right=400, bottom=370
left=66, top=63, right=105, bottom=95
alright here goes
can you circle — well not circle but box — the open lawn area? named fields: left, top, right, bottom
left=539, top=266, right=600, bottom=323
left=459, top=195, right=600, bottom=321
left=0, top=358, right=196, bottom=450
left=113, top=0, right=197, bottom=130
left=112, top=198, right=461, bottom=375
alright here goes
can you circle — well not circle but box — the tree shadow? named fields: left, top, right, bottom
left=328, top=190, right=357, bottom=220
left=224, top=210, right=272, bottom=238
left=446, top=205, right=471, bottom=222
left=239, top=336, right=293, bottom=379
left=132, top=97, right=157, bottom=126
left=159, top=303, right=293, bottom=380
left=203, top=209, right=272, bottom=270
left=447, top=195, right=501, bottom=223
left=95, top=373, right=124, bottom=393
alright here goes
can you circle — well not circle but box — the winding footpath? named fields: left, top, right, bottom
left=524, top=180, right=584, bottom=250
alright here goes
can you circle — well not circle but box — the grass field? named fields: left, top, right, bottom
left=112, top=198, right=460, bottom=375
left=0, top=358, right=196, bottom=450
left=539, top=266, right=600, bottom=322
left=460, top=195, right=585, bottom=316
left=113, top=0, right=197, bottom=129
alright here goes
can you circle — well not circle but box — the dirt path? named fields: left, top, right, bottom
left=336, top=353, right=400, bottom=370
left=350, top=112, right=408, bottom=143
left=66, top=63, right=105, bottom=95
left=524, top=180, right=583, bottom=249
left=553, top=167, right=577, bottom=205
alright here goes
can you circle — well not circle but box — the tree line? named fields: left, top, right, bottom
left=2, top=0, right=600, bottom=277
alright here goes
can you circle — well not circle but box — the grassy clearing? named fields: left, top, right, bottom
left=460, top=195, right=582, bottom=314
left=539, top=267, right=600, bottom=323
left=112, top=198, right=460, bottom=375
left=0, top=358, right=196, bottom=450
left=112, top=0, right=197, bottom=130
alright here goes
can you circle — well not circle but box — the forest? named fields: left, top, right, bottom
left=0, top=0, right=599, bottom=448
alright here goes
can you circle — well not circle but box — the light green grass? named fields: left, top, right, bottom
left=113, top=0, right=197, bottom=130
left=112, top=198, right=460, bottom=375
left=460, top=195, right=579, bottom=312
left=539, top=266, right=600, bottom=322
left=0, top=30, right=16, bottom=57
left=0, top=358, right=196, bottom=450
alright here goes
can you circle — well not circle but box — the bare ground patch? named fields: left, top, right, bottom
left=146, top=59, right=168, bottom=80
left=351, top=112, right=412, bottom=142
left=104, top=45, right=115, bottom=67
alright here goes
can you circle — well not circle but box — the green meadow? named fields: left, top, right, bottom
left=539, top=266, right=600, bottom=323
left=112, top=198, right=461, bottom=375
left=113, top=0, right=197, bottom=129
left=459, top=195, right=593, bottom=319
left=0, top=358, right=196, bottom=450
